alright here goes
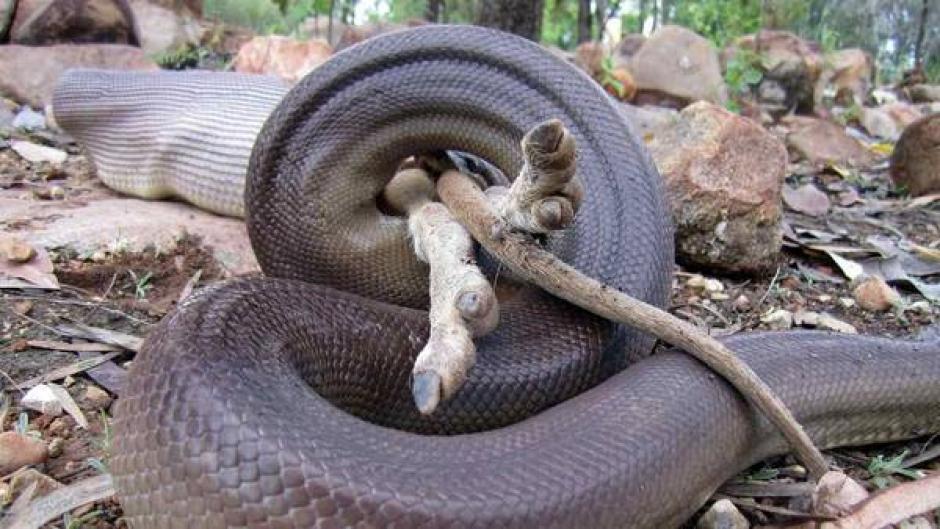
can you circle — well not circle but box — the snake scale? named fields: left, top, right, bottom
left=52, top=25, right=940, bottom=529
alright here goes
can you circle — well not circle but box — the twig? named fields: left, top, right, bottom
left=3, top=473, right=115, bottom=529
left=53, top=323, right=143, bottom=352
left=820, top=471, right=940, bottom=529
left=436, top=168, right=829, bottom=480
left=12, top=352, right=121, bottom=391
left=758, top=266, right=782, bottom=307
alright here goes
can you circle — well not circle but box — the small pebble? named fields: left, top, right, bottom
left=732, top=295, right=751, bottom=311
left=22, top=384, right=63, bottom=416
left=0, top=431, right=49, bottom=475
left=0, top=236, right=36, bottom=263
left=696, top=498, right=748, bottom=529
left=12, top=107, right=45, bottom=131
left=710, top=292, right=729, bottom=301
left=83, top=385, right=112, bottom=410
left=47, top=417, right=69, bottom=436
left=47, top=437, right=65, bottom=458
left=839, top=297, right=855, bottom=309
left=761, top=309, right=793, bottom=330
left=852, top=275, right=900, bottom=312
left=817, top=294, right=832, bottom=303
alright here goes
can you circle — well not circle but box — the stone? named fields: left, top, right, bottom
left=83, top=385, right=112, bottom=410
left=761, top=308, right=793, bottom=330
left=813, top=471, right=868, bottom=517
left=860, top=103, right=923, bottom=141
left=782, top=115, right=874, bottom=168
left=0, top=196, right=258, bottom=276
left=0, top=236, right=36, bottom=263
left=22, top=384, right=63, bottom=416
left=908, top=84, right=940, bottom=103
left=647, top=101, right=786, bottom=273
left=616, top=103, right=679, bottom=139
left=891, top=113, right=940, bottom=196
left=129, top=0, right=203, bottom=56
left=613, top=33, right=646, bottom=66
left=11, top=107, right=46, bottom=131
left=11, top=140, right=67, bottom=164
left=233, top=36, right=333, bottom=85
left=626, top=25, right=727, bottom=106
left=817, top=48, right=873, bottom=105
left=10, top=0, right=139, bottom=45
left=782, top=183, right=830, bottom=217
left=726, top=30, right=822, bottom=114
left=0, top=45, right=157, bottom=108
left=696, top=499, right=748, bottom=529
left=852, top=275, right=900, bottom=312
left=0, top=432, right=49, bottom=475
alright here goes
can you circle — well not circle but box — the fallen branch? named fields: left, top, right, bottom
left=52, top=323, right=143, bottom=352
left=436, top=168, right=829, bottom=479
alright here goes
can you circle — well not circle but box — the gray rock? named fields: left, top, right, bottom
left=12, top=107, right=46, bottom=131
left=909, top=84, right=940, bottom=103
left=615, top=102, right=679, bottom=138
left=696, top=499, right=749, bottom=529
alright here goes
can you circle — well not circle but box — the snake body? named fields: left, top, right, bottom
left=51, top=25, right=940, bottom=528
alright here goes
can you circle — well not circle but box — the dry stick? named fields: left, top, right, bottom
left=436, top=169, right=830, bottom=480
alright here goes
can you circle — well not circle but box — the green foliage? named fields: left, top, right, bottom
left=541, top=0, right=578, bottom=49
left=926, top=54, right=940, bottom=84
left=867, top=449, right=922, bottom=489
left=746, top=466, right=780, bottom=481
left=153, top=45, right=209, bottom=70
left=203, top=0, right=284, bottom=30
left=599, top=55, right=625, bottom=97
left=671, top=0, right=762, bottom=47
left=723, top=48, right=763, bottom=112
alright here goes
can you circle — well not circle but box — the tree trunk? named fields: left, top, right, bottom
left=594, top=0, right=607, bottom=41
left=636, top=0, right=648, bottom=33
left=476, top=0, right=544, bottom=41
left=577, top=0, right=592, bottom=43
left=914, top=0, right=928, bottom=66
left=426, top=0, right=444, bottom=22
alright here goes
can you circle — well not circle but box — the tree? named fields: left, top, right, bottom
left=476, top=0, right=544, bottom=40
left=577, top=0, right=592, bottom=43
left=426, top=0, right=444, bottom=22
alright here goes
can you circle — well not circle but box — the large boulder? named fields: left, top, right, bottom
left=859, top=103, right=923, bottom=141
left=0, top=44, right=157, bottom=107
left=891, top=113, right=940, bottom=196
left=725, top=30, right=822, bottom=114
left=817, top=48, right=873, bottom=106
left=128, top=0, right=203, bottom=55
left=781, top=115, right=874, bottom=168
left=646, top=101, right=787, bottom=273
left=9, top=0, right=139, bottom=45
left=908, top=84, right=940, bottom=103
left=625, top=25, right=727, bottom=107
left=232, top=35, right=333, bottom=85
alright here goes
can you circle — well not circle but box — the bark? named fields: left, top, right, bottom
left=476, top=0, right=544, bottom=41
left=914, top=0, right=928, bottom=66
left=426, top=0, right=444, bottom=22
left=594, top=0, right=607, bottom=41
left=577, top=0, right=592, bottom=43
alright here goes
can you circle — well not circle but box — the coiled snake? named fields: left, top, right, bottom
left=52, top=25, right=940, bottom=529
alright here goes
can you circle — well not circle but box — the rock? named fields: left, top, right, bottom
left=616, top=103, right=679, bottom=139
left=11, top=140, right=67, bottom=164
left=83, top=385, right=112, bottom=410
left=22, top=384, right=63, bottom=416
left=860, top=103, right=923, bottom=141
left=813, top=471, right=868, bottom=517
left=10, top=0, right=139, bottom=45
left=732, top=294, right=751, bottom=311
left=761, top=308, right=793, bottom=330
left=0, top=100, right=14, bottom=131
left=852, top=275, right=900, bottom=311
left=128, top=0, right=203, bottom=56
left=0, top=236, right=37, bottom=263
left=233, top=35, right=333, bottom=84
left=613, top=33, right=646, bottom=66
left=891, top=113, right=940, bottom=196
left=908, top=84, right=940, bottom=103
left=794, top=310, right=857, bottom=334
left=47, top=437, right=65, bottom=458
left=0, top=432, right=48, bottom=475
left=781, top=115, right=874, bottom=168
left=626, top=25, right=727, bottom=106
left=647, top=101, right=786, bottom=273
left=696, top=499, right=748, bottom=529
left=726, top=30, right=822, bottom=114
left=0, top=45, right=158, bottom=108
left=782, top=183, right=830, bottom=216
left=11, top=107, right=46, bottom=131
left=0, top=196, right=258, bottom=276
left=575, top=41, right=607, bottom=77
left=817, top=48, right=873, bottom=106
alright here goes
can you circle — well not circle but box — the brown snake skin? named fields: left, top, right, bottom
left=52, top=25, right=940, bottom=528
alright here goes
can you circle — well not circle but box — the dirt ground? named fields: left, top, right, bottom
left=1, top=137, right=938, bottom=526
